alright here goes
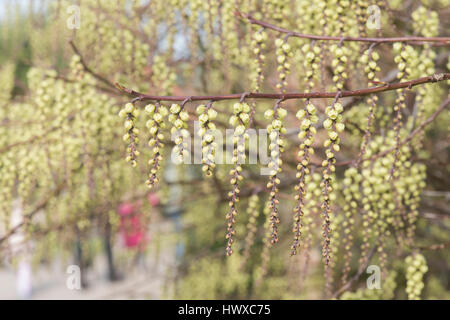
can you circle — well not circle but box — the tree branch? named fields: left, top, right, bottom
left=115, top=73, right=449, bottom=103
left=415, top=240, right=450, bottom=251
left=0, top=183, right=65, bottom=245
left=332, top=245, right=378, bottom=298
left=69, top=40, right=117, bottom=90
left=236, top=11, right=450, bottom=45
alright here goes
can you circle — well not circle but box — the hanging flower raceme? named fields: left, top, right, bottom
left=354, top=0, right=369, bottom=37
left=119, top=102, right=140, bottom=167
left=145, top=103, right=168, bottom=188
left=225, top=101, right=251, bottom=256
left=405, top=253, right=428, bottom=300
left=341, top=167, right=362, bottom=284
left=321, top=99, right=345, bottom=266
left=291, top=100, right=318, bottom=255
left=390, top=42, right=413, bottom=179
left=330, top=44, right=350, bottom=90
left=302, top=43, right=321, bottom=92
left=404, top=163, right=426, bottom=243
left=169, top=102, right=190, bottom=164
left=264, top=100, right=287, bottom=246
left=242, top=192, right=261, bottom=266
left=320, top=98, right=345, bottom=296
left=356, top=47, right=381, bottom=167
left=275, top=37, right=293, bottom=92
left=197, top=103, right=218, bottom=177
left=250, top=29, right=268, bottom=93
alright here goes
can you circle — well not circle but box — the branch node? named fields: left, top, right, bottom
left=131, top=96, right=143, bottom=103
left=181, top=96, right=192, bottom=107
left=432, top=73, right=444, bottom=82
left=240, top=92, right=251, bottom=103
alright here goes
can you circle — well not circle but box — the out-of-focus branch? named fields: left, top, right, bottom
left=0, top=125, right=61, bottom=153
left=69, top=40, right=117, bottom=90
left=332, top=245, right=378, bottom=298
left=352, top=96, right=450, bottom=165
left=236, top=11, right=450, bottom=45
left=0, top=183, right=65, bottom=245
left=415, top=241, right=450, bottom=251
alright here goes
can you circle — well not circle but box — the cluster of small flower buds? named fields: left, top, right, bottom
left=291, top=101, right=318, bottom=255
left=169, top=103, right=190, bottom=164
left=0, top=153, right=14, bottom=222
left=329, top=206, right=342, bottom=271
left=119, top=102, right=140, bottom=167
left=152, top=55, right=177, bottom=96
left=302, top=43, right=321, bottom=92
left=297, top=171, right=321, bottom=266
left=256, top=200, right=275, bottom=286
left=187, top=0, right=202, bottom=60
left=335, top=0, right=351, bottom=35
left=263, top=0, right=289, bottom=27
left=330, top=44, right=350, bottom=90
left=359, top=162, right=381, bottom=265
left=341, top=167, right=362, bottom=284
left=196, top=104, right=218, bottom=176
left=264, top=103, right=287, bottom=246
left=401, top=163, right=427, bottom=243
left=393, top=42, right=416, bottom=80
left=17, top=148, right=37, bottom=199
left=405, top=253, right=428, bottom=300
left=145, top=103, right=168, bottom=188
left=361, top=49, right=380, bottom=82
left=275, top=38, right=293, bottom=92
left=225, top=102, right=251, bottom=256
left=322, top=102, right=345, bottom=168
left=358, top=133, right=420, bottom=262
left=321, top=101, right=345, bottom=265
left=251, top=30, right=268, bottom=92
left=412, top=6, right=439, bottom=38
left=69, top=55, right=84, bottom=80
left=411, top=6, right=439, bottom=123
left=354, top=0, right=369, bottom=37
left=356, top=49, right=381, bottom=167
left=229, top=102, right=251, bottom=139
left=318, top=1, right=329, bottom=33
left=391, top=43, right=415, bottom=178
left=242, top=193, right=261, bottom=264
left=296, top=1, right=319, bottom=34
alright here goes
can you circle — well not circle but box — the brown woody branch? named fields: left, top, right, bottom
left=116, top=73, right=449, bottom=102
left=415, top=240, right=450, bottom=251
left=236, top=11, right=450, bottom=45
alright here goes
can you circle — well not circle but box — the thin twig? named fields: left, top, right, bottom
left=236, top=11, right=450, bottom=45
left=0, top=183, right=65, bottom=245
left=69, top=40, right=117, bottom=89
left=415, top=240, right=450, bottom=251
left=358, top=96, right=450, bottom=163
left=332, top=245, right=378, bottom=298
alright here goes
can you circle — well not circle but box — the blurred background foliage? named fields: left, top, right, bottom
left=0, top=0, right=449, bottom=300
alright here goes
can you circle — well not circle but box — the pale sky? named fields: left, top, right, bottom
left=0, top=0, right=44, bottom=20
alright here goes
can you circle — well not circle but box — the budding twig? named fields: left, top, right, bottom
left=235, top=11, right=450, bottom=45
left=115, top=73, right=449, bottom=102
